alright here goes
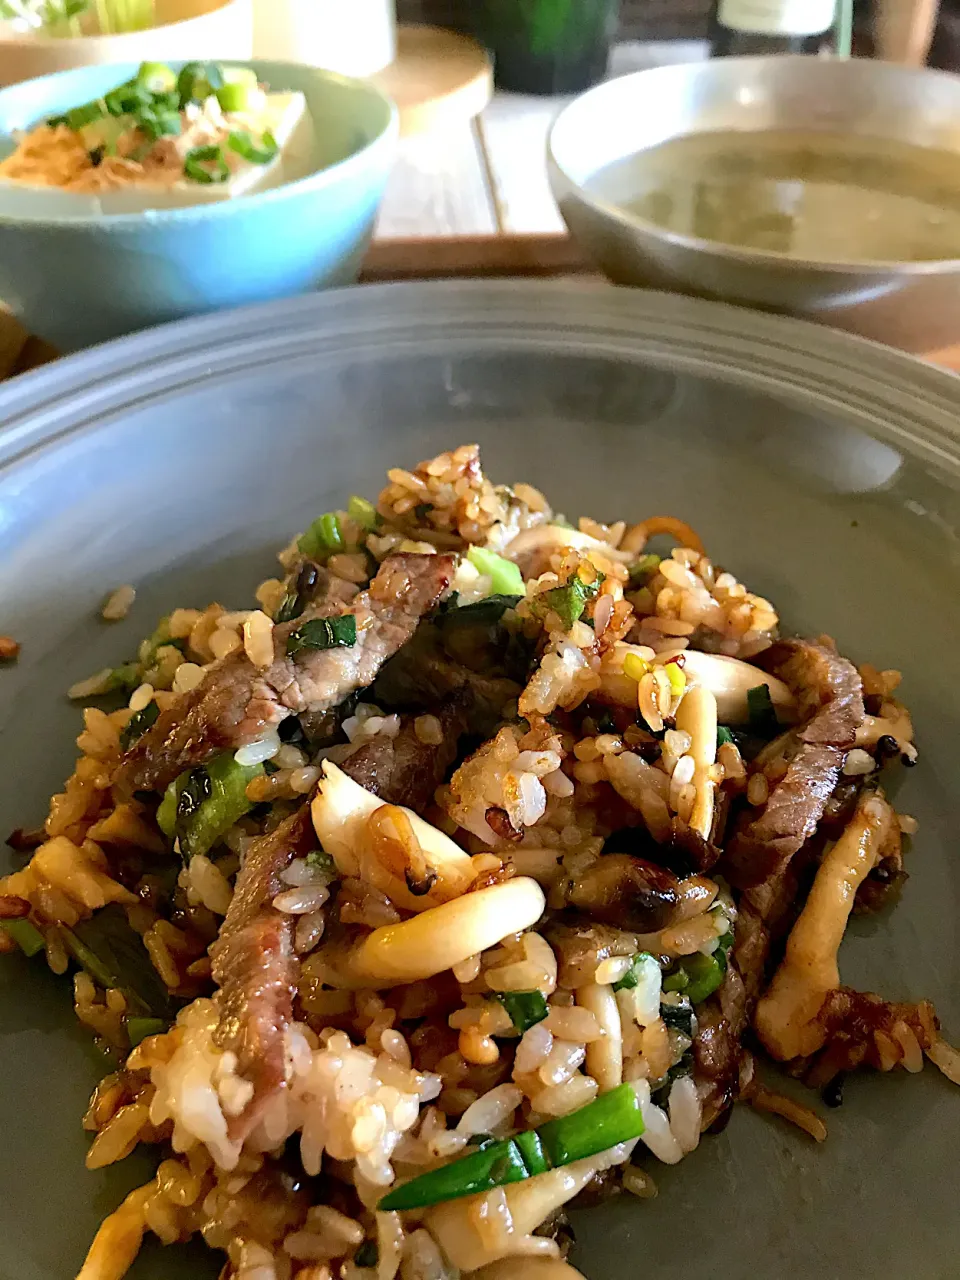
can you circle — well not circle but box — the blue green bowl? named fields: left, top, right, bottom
left=0, top=60, right=398, bottom=351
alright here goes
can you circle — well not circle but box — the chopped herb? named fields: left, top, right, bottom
left=659, top=1000, right=695, bottom=1036
left=298, top=511, right=344, bottom=560
left=109, top=662, right=141, bottom=693
left=276, top=561, right=321, bottom=625
left=716, top=725, right=735, bottom=747
left=63, top=905, right=172, bottom=1018
left=286, top=614, right=357, bottom=656
left=126, top=1016, right=166, bottom=1048
left=348, top=495, right=381, bottom=531
left=663, top=951, right=725, bottom=1005
left=496, top=990, right=548, bottom=1034
left=467, top=546, right=525, bottom=597
left=533, top=575, right=600, bottom=631
left=442, top=594, right=520, bottom=626
left=354, top=1242, right=378, bottom=1268
left=228, top=129, right=278, bottom=164
left=628, top=554, right=661, bottom=589
left=305, top=850, right=336, bottom=876
left=177, top=60, right=224, bottom=108
left=0, top=918, right=44, bottom=958
left=120, top=699, right=160, bottom=751
left=136, top=105, right=182, bottom=141
left=612, top=951, right=659, bottom=992
left=184, top=144, right=230, bottom=185
left=747, top=683, right=779, bottom=735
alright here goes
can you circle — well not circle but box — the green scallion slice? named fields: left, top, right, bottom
left=120, top=699, right=160, bottom=752
left=184, top=144, right=230, bottom=185
left=496, top=990, right=548, bottom=1034
left=136, top=61, right=177, bottom=94
left=298, top=512, right=344, bottom=560
left=348, top=495, right=381, bottom=531
left=286, top=615, right=357, bottom=656
left=612, top=951, right=659, bottom=993
left=717, top=725, right=735, bottom=747
left=533, top=574, right=601, bottom=631
left=66, top=100, right=106, bottom=131
left=177, top=61, right=224, bottom=107
left=467, top=546, right=525, bottom=597
left=1, top=918, right=44, bottom=958
left=747, top=682, right=778, bottom=734
left=126, top=1015, right=166, bottom=1047
left=227, top=128, right=278, bottom=165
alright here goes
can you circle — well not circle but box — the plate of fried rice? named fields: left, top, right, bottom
left=1, top=281, right=959, bottom=1280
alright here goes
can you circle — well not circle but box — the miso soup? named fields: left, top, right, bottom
left=586, top=130, right=960, bottom=263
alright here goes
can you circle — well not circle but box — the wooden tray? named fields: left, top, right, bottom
left=3, top=233, right=958, bottom=378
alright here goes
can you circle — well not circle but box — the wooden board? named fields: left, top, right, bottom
left=372, top=25, right=493, bottom=138
left=3, top=233, right=960, bottom=377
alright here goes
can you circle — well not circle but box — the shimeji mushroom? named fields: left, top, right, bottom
left=502, top=525, right=633, bottom=574
left=755, top=790, right=894, bottom=1062
left=312, top=877, right=547, bottom=989
left=674, top=684, right=719, bottom=841
left=311, top=761, right=475, bottom=913
left=600, top=643, right=796, bottom=725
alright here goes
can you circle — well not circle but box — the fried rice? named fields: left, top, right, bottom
left=2, top=442, right=957, bottom=1280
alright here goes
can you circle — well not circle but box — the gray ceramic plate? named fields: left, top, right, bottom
left=1, top=281, right=958, bottom=1280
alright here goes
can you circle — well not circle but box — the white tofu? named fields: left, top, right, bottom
left=0, top=91, right=315, bottom=217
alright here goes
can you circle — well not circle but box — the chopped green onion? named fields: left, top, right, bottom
left=1, top=918, right=44, bottom=957
left=218, top=82, right=254, bottom=112
left=184, top=144, right=230, bottom=185
left=120, top=699, right=159, bottom=752
left=63, top=905, right=172, bottom=1018
left=659, top=1000, right=694, bottom=1035
left=664, top=952, right=725, bottom=1005
left=286, top=614, right=357, bottom=656
left=298, top=512, right=344, bottom=560
left=467, top=546, right=525, bottom=597
left=747, top=683, right=778, bottom=735
left=136, top=61, right=177, bottom=94
left=717, top=725, right=735, bottom=747
left=348, top=495, right=381, bottom=531
left=715, top=929, right=734, bottom=970
left=46, top=113, right=70, bottom=127
left=623, top=651, right=651, bottom=683
left=66, top=100, right=106, bottom=131
left=664, top=661, right=686, bottom=697
left=533, top=575, right=601, bottom=632
left=354, top=1242, right=378, bottom=1269
left=612, top=951, right=659, bottom=993
left=109, top=662, right=141, bottom=693
left=378, top=1083, right=644, bottom=1211
left=227, top=128, right=278, bottom=164
left=136, top=105, right=182, bottom=141
left=628, top=554, right=661, bottom=589
left=177, top=60, right=224, bottom=107
left=495, top=990, right=548, bottom=1034
left=127, top=1016, right=166, bottom=1047
left=159, top=753, right=264, bottom=860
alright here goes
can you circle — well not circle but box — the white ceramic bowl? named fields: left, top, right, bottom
left=0, top=0, right=253, bottom=88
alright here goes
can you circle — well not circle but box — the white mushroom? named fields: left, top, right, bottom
left=755, top=790, right=894, bottom=1062
left=311, top=761, right=475, bottom=913
left=502, top=524, right=632, bottom=574
left=674, top=685, right=718, bottom=840
left=576, top=982, right=623, bottom=1092
left=659, top=648, right=796, bottom=724
left=314, top=877, right=546, bottom=989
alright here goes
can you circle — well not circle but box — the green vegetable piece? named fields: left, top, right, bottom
left=659, top=1000, right=695, bottom=1035
left=715, top=929, right=734, bottom=971
left=537, top=1082, right=645, bottom=1168
left=716, top=725, right=735, bottom=748
left=679, top=952, right=725, bottom=1005
left=348, top=495, right=380, bottom=531
left=127, top=1016, right=166, bottom=1047
left=496, top=990, right=548, bottom=1034
left=661, top=967, right=689, bottom=995
left=298, top=511, right=344, bottom=560
left=163, top=753, right=264, bottom=861
left=184, top=144, right=229, bottom=185
left=378, top=1083, right=644, bottom=1211
left=305, top=849, right=336, bottom=876
left=747, top=683, right=778, bottom=735
left=136, top=105, right=182, bottom=141
left=467, top=546, right=525, bottom=597
left=66, top=99, right=106, bottom=131
left=227, top=128, right=278, bottom=164
left=286, top=614, right=357, bottom=657
left=536, top=575, right=600, bottom=631
left=628, top=554, right=661, bottom=589
left=413, top=503, right=432, bottom=522
left=137, top=616, right=185, bottom=670
left=63, top=905, right=172, bottom=1018
left=612, top=951, right=659, bottom=993
left=120, top=699, right=159, bottom=752
left=1, top=918, right=44, bottom=958
left=137, top=61, right=177, bottom=94
left=218, top=81, right=254, bottom=112
left=354, top=1242, right=378, bottom=1269
left=177, top=60, right=224, bottom=106
left=109, top=662, right=141, bottom=693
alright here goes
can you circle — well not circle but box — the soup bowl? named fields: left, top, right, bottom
left=547, top=56, right=960, bottom=353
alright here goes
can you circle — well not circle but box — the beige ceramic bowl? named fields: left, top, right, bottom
left=0, top=0, right=253, bottom=88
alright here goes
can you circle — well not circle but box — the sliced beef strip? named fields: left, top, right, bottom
left=339, top=695, right=472, bottom=813
left=115, top=553, right=455, bottom=796
left=209, top=805, right=315, bottom=1143
left=722, top=640, right=865, bottom=891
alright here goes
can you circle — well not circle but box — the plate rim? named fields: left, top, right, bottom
left=2, top=280, right=960, bottom=476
